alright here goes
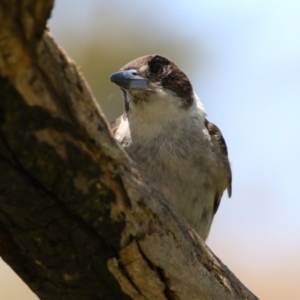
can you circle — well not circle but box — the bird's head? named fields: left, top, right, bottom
left=110, top=55, right=196, bottom=114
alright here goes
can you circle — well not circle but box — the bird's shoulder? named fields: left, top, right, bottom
left=110, top=115, right=123, bottom=135
left=204, top=118, right=232, bottom=198
left=204, top=119, right=228, bottom=156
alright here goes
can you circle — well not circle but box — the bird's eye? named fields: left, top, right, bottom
left=151, top=62, right=164, bottom=75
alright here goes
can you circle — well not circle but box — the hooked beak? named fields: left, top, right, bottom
left=110, top=69, right=148, bottom=90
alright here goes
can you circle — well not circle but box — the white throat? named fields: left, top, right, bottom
left=124, top=91, right=207, bottom=142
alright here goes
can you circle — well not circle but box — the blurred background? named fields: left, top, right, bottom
left=1, top=0, right=300, bottom=299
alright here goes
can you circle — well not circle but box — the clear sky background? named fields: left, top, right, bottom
left=1, top=1, right=300, bottom=299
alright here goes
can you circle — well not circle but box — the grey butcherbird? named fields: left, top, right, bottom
left=110, top=54, right=232, bottom=240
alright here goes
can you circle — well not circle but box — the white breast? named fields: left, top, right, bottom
left=115, top=92, right=227, bottom=239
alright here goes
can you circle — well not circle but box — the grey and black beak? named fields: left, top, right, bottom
left=110, top=69, right=148, bottom=90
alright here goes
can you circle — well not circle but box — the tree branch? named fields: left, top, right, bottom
left=0, top=1, right=258, bottom=299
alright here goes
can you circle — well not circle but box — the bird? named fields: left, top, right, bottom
left=110, top=54, right=232, bottom=240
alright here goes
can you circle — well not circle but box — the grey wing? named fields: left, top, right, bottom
left=204, top=119, right=232, bottom=213
left=110, top=116, right=122, bottom=135
left=110, top=115, right=131, bottom=147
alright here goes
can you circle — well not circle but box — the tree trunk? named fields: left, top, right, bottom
left=0, top=1, right=258, bottom=299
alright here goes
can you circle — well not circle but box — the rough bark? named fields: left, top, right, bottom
left=0, top=1, right=259, bottom=299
